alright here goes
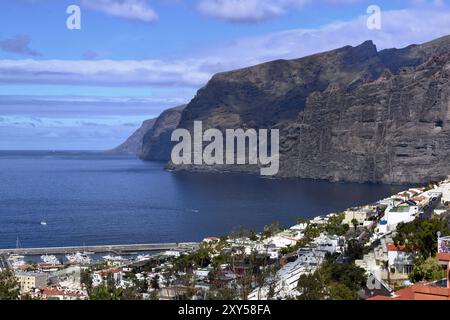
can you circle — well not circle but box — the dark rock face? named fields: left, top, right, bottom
left=282, top=53, right=450, bottom=183
left=140, top=105, right=186, bottom=161
left=110, top=118, right=156, bottom=156
left=141, top=36, right=450, bottom=183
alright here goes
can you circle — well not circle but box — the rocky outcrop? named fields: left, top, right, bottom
left=139, top=35, right=450, bottom=184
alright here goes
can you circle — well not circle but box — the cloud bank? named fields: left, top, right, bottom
left=1, top=4, right=450, bottom=88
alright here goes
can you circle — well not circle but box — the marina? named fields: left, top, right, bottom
left=0, top=242, right=199, bottom=256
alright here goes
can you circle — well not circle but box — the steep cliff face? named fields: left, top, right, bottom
left=140, top=105, right=186, bottom=161
left=281, top=52, right=450, bottom=183
left=110, top=118, right=156, bottom=156
left=140, top=36, right=450, bottom=183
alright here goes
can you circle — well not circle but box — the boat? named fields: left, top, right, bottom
left=40, top=221, right=47, bottom=226
left=136, top=254, right=151, bottom=261
left=65, top=252, right=91, bottom=264
left=102, top=255, right=124, bottom=262
left=40, top=254, right=60, bottom=265
left=8, top=254, right=26, bottom=267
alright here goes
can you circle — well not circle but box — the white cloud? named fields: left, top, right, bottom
left=196, top=0, right=365, bottom=22
left=80, top=0, right=159, bottom=22
left=0, top=59, right=211, bottom=87
left=1, top=3, right=450, bottom=88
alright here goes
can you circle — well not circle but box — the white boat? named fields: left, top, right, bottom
left=40, top=254, right=60, bottom=265
left=102, top=255, right=124, bottom=262
left=8, top=254, right=26, bottom=268
left=136, top=254, right=151, bottom=261
left=66, top=252, right=91, bottom=264
left=40, top=221, right=47, bottom=226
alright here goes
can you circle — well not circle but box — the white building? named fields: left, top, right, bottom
left=193, top=268, right=212, bottom=280
left=311, top=233, right=342, bottom=254
left=387, top=243, right=414, bottom=275
left=343, top=208, right=372, bottom=226
left=377, top=204, right=419, bottom=234
left=248, top=249, right=327, bottom=300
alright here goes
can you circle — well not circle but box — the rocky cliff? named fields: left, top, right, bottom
left=138, top=35, right=450, bottom=183
left=110, top=118, right=156, bottom=156
left=140, top=105, right=186, bottom=161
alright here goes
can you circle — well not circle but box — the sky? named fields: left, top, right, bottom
left=1, top=0, right=450, bottom=150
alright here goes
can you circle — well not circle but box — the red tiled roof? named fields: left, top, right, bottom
left=368, top=286, right=415, bottom=300
left=391, top=287, right=415, bottom=300
left=410, top=196, right=426, bottom=202
left=98, top=268, right=122, bottom=276
left=386, top=243, right=408, bottom=252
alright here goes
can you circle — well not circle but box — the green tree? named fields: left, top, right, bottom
left=80, top=269, right=93, bottom=292
left=297, top=273, right=326, bottom=300
left=89, top=285, right=111, bottom=300
left=410, top=257, right=446, bottom=283
left=328, top=282, right=357, bottom=300
left=345, top=239, right=364, bottom=262
left=297, top=257, right=367, bottom=300
left=248, top=229, right=258, bottom=241
left=262, top=221, right=281, bottom=239
left=394, top=218, right=449, bottom=259
left=120, top=287, right=140, bottom=300
left=0, top=269, right=20, bottom=300
left=351, top=219, right=359, bottom=231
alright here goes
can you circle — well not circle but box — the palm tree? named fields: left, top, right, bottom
left=351, top=219, right=359, bottom=231
left=382, top=260, right=391, bottom=287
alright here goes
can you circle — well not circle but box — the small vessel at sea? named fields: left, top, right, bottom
left=40, top=221, right=47, bottom=226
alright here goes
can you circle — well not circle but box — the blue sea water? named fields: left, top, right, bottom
left=0, top=151, right=409, bottom=249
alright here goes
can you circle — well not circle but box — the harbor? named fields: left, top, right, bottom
left=0, top=242, right=199, bottom=256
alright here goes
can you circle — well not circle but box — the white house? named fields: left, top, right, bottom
left=377, top=204, right=419, bottom=234
left=387, top=243, right=414, bottom=275
left=193, top=268, right=212, bottom=280
left=312, top=233, right=342, bottom=254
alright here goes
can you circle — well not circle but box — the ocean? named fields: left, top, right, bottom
left=0, top=151, right=409, bottom=249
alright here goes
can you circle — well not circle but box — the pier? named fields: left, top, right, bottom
left=0, top=242, right=199, bottom=255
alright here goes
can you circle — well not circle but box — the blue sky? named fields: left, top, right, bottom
left=0, top=0, right=449, bottom=150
